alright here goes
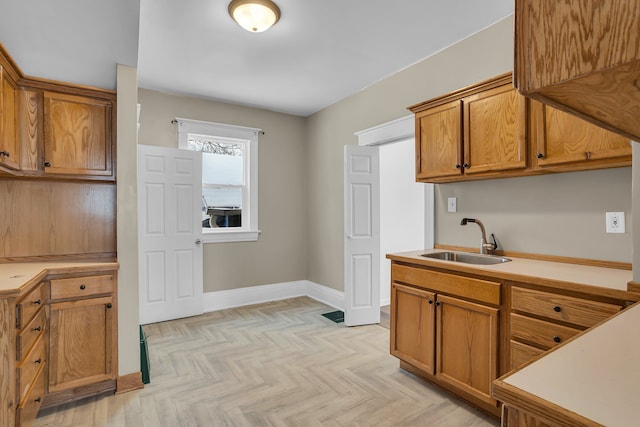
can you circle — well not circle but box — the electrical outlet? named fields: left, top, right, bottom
left=606, top=212, right=625, bottom=233
left=447, top=197, right=457, bottom=213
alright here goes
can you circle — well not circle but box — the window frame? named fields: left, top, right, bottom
left=177, top=117, right=260, bottom=243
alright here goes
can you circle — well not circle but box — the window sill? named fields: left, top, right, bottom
left=201, top=229, right=261, bottom=243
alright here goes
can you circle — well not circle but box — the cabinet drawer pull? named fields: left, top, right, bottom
left=44, top=161, right=52, bottom=167
left=586, top=151, right=592, bottom=160
left=80, top=284, right=86, bottom=290
left=553, top=336, right=561, bottom=343
left=106, top=303, right=113, bottom=309
left=34, top=358, right=42, bottom=364
left=537, top=153, right=544, bottom=159
left=33, top=299, right=41, bottom=305
left=0, top=150, right=10, bottom=157
left=32, top=326, right=42, bottom=332
left=553, top=305, right=562, bottom=312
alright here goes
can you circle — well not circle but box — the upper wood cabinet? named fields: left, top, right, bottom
left=410, top=72, right=632, bottom=183
left=515, top=0, right=640, bottom=141
left=415, top=100, right=462, bottom=180
left=463, top=84, right=527, bottom=176
left=0, top=44, right=116, bottom=181
left=0, top=65, right=19, bottom=170
left=43, top=92, right=113, bottom=178
left=531, top=101, right=632, bottom=171
left=410, top=73, right=528, bottom=183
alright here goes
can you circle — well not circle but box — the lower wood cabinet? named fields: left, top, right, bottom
left=0, top=266, right=118, bottom=427
left=508, top=284, right=627, bottom=370
left=436, top=294, right=498, bottom=407
left=390, top=269, right=501, bottom=415
left=45, top=273, right=117, bottom=407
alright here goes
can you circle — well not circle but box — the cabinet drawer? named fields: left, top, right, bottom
left=512, top=287, right=623, bottom=328
left=511, top=313, right=581, bottom=350
left=510, top=340, right=544, bottom=370
left=16, top=363, right=46, bottom=427
left=50, top=274, right=114, bottom=300
left=392, top=264, right=500, bottom=305
left=16, top=307, right=46, bottom=360
left=17, top=333, right=46, bottom=402
left=16, top=282, right=45, bottom=329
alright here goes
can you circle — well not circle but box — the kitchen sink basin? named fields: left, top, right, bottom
left=421, top=251, right=511, bottom=265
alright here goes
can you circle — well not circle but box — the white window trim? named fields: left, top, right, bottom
left=177, top=117, right=261, bottom=243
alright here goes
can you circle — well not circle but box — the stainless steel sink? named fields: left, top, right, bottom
left=421, top=251, right=511, bottom=265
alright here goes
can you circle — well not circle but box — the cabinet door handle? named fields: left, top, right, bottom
left=537, top=153, right=544, bottom=159
left=428, top=299, right=433, bottom=305
left=435, top=301, right=441, bottom=307
left=34, top=397, right=41, bottom=403
left=34, top=358, right=42, bottom=364
left=0, top=150, right=9, bottom=157
left=44, top=161, right=52, bottom=167
left=80, top=284, right=86, bottom=290
left=33, top=299, right=41, bottom=305
left=553, top=336, right=561, bottom=343
left=553, top=306, right=562, bottom=312
left=106, top=303, right=113, bottom=309
left=462, top=163, right=469, bottom=169
left=32, top=326, right=42, bottom=332
left=455, top=164, right=461, bottom=169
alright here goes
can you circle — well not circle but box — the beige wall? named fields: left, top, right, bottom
left=137, top=89, right=308, bottom=292
left=116, top=64, right=140, bottom=375
left=436, top=168, right=632, bottom=262
left=634, top=142, right=640, bottom=281
left=307, top=17, right=516, bottom=291
left=306, top=15, right=634, bottom=292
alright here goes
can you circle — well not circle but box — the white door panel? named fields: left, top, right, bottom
left=344, top=145, right=380, bottom=326
left=138, top=144, right=203, bottom=324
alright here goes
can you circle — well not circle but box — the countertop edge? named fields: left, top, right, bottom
left=387, top=250, right=637, bottom=301
left=0, top=261, right=120, bottom=297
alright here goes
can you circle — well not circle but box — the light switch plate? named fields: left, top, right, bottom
left=447, top=197, right=457, bottom=213
left=606, top=212, right=625, bottom=233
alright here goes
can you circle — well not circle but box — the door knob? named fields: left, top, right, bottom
left=195, top=238, right=202, bottom=245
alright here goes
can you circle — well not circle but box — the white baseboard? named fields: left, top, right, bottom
left=203, top=280, right=345, bottom=313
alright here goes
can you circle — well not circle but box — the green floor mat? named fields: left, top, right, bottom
left=321, top=310, right=344, bottom=323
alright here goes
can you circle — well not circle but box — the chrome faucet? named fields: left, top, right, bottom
left=460, top=218, right=498, bottom=255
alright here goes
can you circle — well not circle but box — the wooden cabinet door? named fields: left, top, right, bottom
left=514, top=0, right=640, bottom=141
left=0, top=66, right=19, bottom=170
left=43, top=92, right=113, bottom=177
left=533, top=102, right=631, bottom=169
left=463, top=84, right=527, bottom=175
left=48, top=296, right=116, bottom=393
left=390, top=283, right=436, bottom=375
left=415, top=100, right=462, bottom=180
left=435, top=294, right=498, bottom=407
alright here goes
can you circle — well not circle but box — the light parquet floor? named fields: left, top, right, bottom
left=35, top=297, right=499, bottom=427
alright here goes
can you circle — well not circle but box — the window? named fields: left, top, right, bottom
left=177, top=118, right=260, bottom=243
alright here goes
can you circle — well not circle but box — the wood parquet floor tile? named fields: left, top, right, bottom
left=35, top=297, right=499, bottom=427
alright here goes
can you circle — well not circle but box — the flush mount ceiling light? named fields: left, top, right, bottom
left=228, top=0, right=281, bottom=33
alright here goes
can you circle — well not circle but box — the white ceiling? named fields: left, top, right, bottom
left=0, top=0, right=513, bottom=117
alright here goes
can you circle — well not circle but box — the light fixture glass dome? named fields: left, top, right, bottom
left=228, top=0, right=281, bottom=33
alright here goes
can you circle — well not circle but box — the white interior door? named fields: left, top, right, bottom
left=344, top=145, right=380, bottom=326
left=138, top=144, right=203, bottom=324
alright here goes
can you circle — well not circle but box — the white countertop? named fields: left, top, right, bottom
left=502, top=302, right=640, bottom=427
left=0, top=260, right=118, bottom=295
left=388, top=249, right=633, bottom=294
